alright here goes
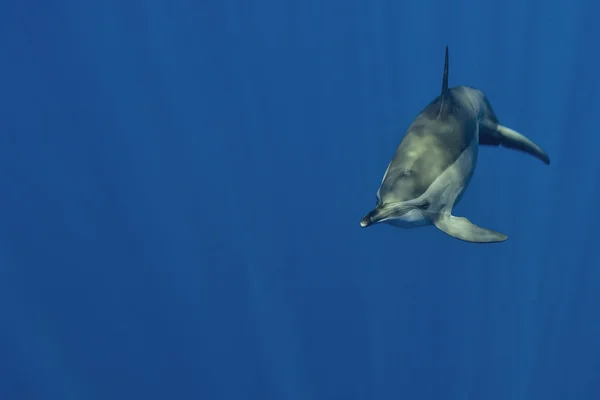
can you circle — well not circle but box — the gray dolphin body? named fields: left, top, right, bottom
left=360, top=46, right=550, bottom=243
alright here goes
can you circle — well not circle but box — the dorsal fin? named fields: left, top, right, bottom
left=436, top=45, right=450, bottom=118
left=441, top=45, right=449, bottom=96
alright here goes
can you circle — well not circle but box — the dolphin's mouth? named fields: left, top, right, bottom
left=360, top=205, right=412, bottom=228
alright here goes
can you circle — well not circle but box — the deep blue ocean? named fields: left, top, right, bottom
left=1, top=1, right=599, bottom=399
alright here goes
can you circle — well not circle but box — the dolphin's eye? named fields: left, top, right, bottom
left=420, top=202, right=429, bottom=210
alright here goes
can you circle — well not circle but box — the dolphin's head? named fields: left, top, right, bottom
left=360, top=199, right=432, bottom=229
left=360, top=165, right=434, bottom=229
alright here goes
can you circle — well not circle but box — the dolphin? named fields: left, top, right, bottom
left=359, top=46, right=550, bottom=243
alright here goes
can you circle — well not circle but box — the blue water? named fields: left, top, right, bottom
left=1, top=1, right=599, bottom=399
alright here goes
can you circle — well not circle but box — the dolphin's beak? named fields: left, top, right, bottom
left=360, top=215, right=372, bottom=228
left=360, top=208, right=381, bottom=228
left=360, top=204, right=412, bottom=228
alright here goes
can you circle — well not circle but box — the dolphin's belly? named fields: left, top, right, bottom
left=422, top=129, right=479, bottom=211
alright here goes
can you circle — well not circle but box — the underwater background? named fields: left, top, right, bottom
left=1, top=0, right=599, bottom=399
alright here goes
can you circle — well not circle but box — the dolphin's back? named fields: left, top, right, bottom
left=379, top=94, right=477, bottom=202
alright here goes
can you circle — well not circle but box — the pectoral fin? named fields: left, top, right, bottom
left=479, top=119, right=550, bottom=165
left=434, top=214, right=507, bottom=243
